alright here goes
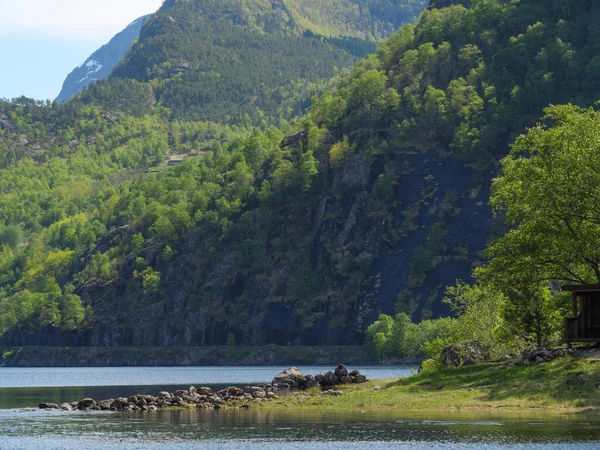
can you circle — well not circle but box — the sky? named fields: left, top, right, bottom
left=0, top=0, right=164, bottom=101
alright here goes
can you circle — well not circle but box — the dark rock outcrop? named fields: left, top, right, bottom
left=272, top=365, right=368, bottom=389
left=441, top=341, right=491, bottom=367
left=521, top=348, right=573, bottom=364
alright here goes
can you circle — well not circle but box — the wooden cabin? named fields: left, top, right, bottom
left=563, top=284, right=600, bottom=343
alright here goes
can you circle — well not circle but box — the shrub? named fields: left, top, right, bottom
left=418, top=359, right=441, bottom=374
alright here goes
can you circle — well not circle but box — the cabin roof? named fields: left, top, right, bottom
left=562, top=284, right=600, bottom=293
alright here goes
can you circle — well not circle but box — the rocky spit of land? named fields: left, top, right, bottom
left=38, top=364, right=368, bottom=412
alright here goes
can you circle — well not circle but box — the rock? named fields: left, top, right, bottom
left=503, top=360, right=522, bottom=368
left=335, top=364, right=349, bottom=378
left=158, top=391, right=172, bottom=398
left=250, top=387, right=266, bottom=399
left=304, top=374, right=319, bottom=388
left=349, top=370, right=360, bottom=377
left=110, top=398, right=129, bottom=410
left=320, top=390, right=344, bottom=397
left=522, top=348, right=567, bottom=364
left=59, top=403, right=73, bottom=411
left=170, top=397, right=185, bottom=406
left=441, top=341, right=491, bottom=367
left=266, top=392, right=278, bottom=399
left=0, top=119, right=16, bottom=134
left=272, top=367, right=306, bottom=387
left=98, top=399, right=113, bottom=410
left=354, top=374, right=368, bottom=384
left=77, top=398, right=96, bottom=410
left=340, top=375, right=353, bottom=384
left=319, top=371, right=339, bottom=386
left=39, top=403, right=60, bottom=410
left=197, top=387, right=213, bottom=396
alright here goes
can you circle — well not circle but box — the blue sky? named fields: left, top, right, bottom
left=0, top=0, right=163, bottom=101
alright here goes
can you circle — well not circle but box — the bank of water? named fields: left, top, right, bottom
left=0, top=365, right=415, bottom=409
left=1, top=366, right=599, bottom=449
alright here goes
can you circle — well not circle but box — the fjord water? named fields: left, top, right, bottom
left=0, top=366, right=599, bottom=449
left=0, top=366, right=414, bottom=409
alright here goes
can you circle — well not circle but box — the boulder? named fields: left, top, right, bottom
left=354, top=374, right=368, bottom=384
left=304, top=374, right=319, bottom=388
left=110, top=398, right=130, bottom=410
left=59, top=403, right=73, bottom=411
left=522, top=348, right=567, bottom=364
left=170, top=397, right=185, bottom=406
left=335, top=364, right=349, bottom=378
left=39, top=403, right=60, bottom=410
left=320, top=390, right=344, bottom=397
left=272, top=367, right=306, bottom=387
left=441, top=341, right=491, bottom=367
left=320, top=371, right=339, bottom=386
left=340, top=375, right=353, bottom=384
left=77, top=398, right=97, bottom=410
left=251, top=387, right=266, bottom=399
left=98, top=399, right=113, bottom=410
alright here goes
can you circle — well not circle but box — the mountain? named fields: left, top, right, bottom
left=76, top=0, right=428, bottom=123
left=3, top=0, right=600, bottom=350
left=55, top=16, right=149, bottom=103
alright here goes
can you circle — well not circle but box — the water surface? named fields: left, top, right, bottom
left=1, top=366, right=599, bottom=449
left=0, top=365, right=415, bottom=410
left=1, top=408, right=599, bottom=449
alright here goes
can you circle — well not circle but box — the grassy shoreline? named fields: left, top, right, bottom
left=260, top=357, right=600, bottom=415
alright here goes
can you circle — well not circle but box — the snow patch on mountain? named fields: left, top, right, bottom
left=56, top=14, right=150, bottom=103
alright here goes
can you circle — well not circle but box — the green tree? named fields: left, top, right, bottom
left=486, top=105, right=600, bottom=285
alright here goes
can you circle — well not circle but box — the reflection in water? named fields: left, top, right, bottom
left=0, top=408, right=599, bottom=449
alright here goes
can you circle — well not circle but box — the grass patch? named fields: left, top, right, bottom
left=265, top=356, right=600, bottom=414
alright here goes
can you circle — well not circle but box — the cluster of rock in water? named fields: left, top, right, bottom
left=271, top=364, right=367, bottom=388
left=38, top=364, right=368, bottom=412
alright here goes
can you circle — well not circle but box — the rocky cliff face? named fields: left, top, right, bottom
left=56, top=16, right=149, bottom=103
left=1, top=135, right=492, bottom=348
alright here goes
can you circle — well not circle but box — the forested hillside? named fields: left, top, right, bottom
left=2, top=0, right=600, bottom=349
left=81, top=0, right=427, bottom=123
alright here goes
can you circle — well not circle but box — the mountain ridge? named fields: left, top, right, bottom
left=56, top=15, right=150, bottom=103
